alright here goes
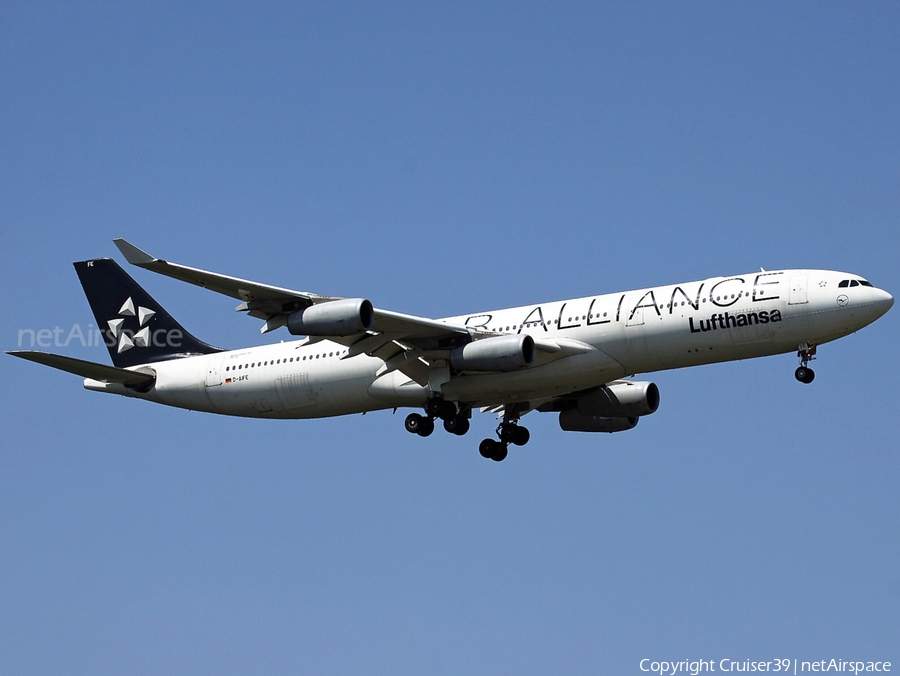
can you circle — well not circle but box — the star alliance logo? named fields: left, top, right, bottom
left=107, top=297, right=156, bottom=353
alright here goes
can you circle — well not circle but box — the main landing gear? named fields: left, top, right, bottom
left=403, top=398, right=530, bottom=462
left=478, top=417, right=530, bottom=463
left=404, top=398, right=470, bottom=439
left=795, top=343, right=817, bottom=384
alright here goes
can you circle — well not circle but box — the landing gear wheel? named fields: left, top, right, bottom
left=511, top=426, right=530, bottom=446
left=795, top=366, right=815, bottom=384
left=405, top=413, right=425, bottom=434
left=479, top=438, right=497, bottom=459
left=443, top=416, right=470, bottom=436
left=417, top=416, right=435, bottom=437
left=405, top=412, right=435, bottom=436
left=426, top=398, right=456, bottom=420
left=498, top=422, right=530, bottom=446
left=478, top=438, right=508, bottom=461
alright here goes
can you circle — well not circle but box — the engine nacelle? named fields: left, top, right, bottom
left=575, top=381, right=659, bottom=418
left=450, top=334, right=536, bottom=372
left=287, top=298, right=374, bottom=336
left=559, top=409, right=639, bottom=433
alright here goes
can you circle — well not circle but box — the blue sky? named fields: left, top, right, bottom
left=2, top=3, right=898, bottom=674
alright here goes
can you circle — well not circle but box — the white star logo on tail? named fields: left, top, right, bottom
left=108, top=297, right=156, bottom=353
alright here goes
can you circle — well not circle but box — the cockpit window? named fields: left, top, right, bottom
left=841, top=278, right=874, bottom=288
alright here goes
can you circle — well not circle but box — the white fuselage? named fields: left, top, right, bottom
left=85, top=269, right=893, bottom=418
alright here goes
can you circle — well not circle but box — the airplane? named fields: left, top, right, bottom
left=8, top=239, right=894, bottom=461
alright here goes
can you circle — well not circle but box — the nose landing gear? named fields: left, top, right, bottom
left=795, top=343, right=817, bottom=384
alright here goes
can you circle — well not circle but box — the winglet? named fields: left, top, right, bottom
left=113, top=238, right=157, bottom=266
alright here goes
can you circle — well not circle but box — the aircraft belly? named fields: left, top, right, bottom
left=207, top=356, right=387, bottom=419
left=442, top=348, right=627, bottom=404
left=299, top=365, right=382, bottom=418
left=368, top=370, right=429, bottom=407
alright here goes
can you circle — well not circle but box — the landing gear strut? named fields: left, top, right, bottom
left=795, top=343, right=817, bottom=384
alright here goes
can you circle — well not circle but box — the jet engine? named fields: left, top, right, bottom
left=575, top=381, right=659, bottom=418
left=558, top=409, right=639, bottom=433
left=450, top=334, right=535, bottom=372
left=287, top=298, right=374, bottom=336
left=557, top=381, right=659, bottom=433
left=559, top=408, right=640, bottom=433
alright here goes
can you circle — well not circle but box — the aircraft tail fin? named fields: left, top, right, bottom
left=74, top=258, right=222, bottom=368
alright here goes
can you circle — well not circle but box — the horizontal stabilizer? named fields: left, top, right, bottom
left=7, top=351, right=155, bottom=387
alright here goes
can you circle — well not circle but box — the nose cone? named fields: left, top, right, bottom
left=873, top=288, right=894, bottom=319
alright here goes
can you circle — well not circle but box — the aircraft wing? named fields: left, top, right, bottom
left=114, top=238, right=473, bottom=340
left=7, top=350, right=156, bottom=386
left=114, top=238, right=333, bottom=314
left=114, top=239, right=476, bottom=384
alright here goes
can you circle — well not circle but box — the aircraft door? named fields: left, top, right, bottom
left=206, top=354, right=224, bottom=387
left=789, top=275, right=809, bottom=305
left=626, top=306, right=644, bottom=327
